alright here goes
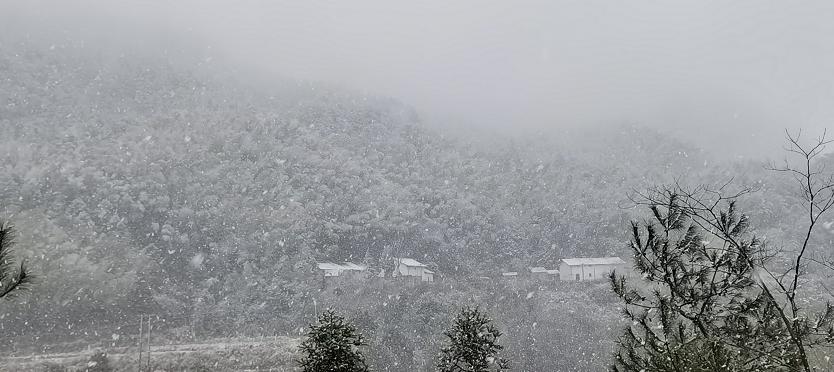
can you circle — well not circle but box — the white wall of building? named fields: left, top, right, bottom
left=559, top=263, right=626, bottom=281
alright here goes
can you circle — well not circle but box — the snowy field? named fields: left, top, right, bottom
left=2, top=337, right=300, bottom=371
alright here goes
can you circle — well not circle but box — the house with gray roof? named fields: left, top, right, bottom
left=529, top=266, right=559, bottom=279
left=559, top=257, right=627, bottom=281
left=316, top=262, right=367, bottom=278
left=393, top=258, right=434, bottom=282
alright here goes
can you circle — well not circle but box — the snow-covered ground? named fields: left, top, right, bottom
left=2, top=336, right=300, bottom=371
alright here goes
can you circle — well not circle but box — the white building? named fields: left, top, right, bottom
left=339, top=262, right=367, bottom=272
left=529, top=267, right=559, bottom=278
left=317, top=262, right=344, bottom=277
left=394, top=258, right=434, bottom=282
left=316, top=262, right=367, bottom=278
left=559, top=257, right=627, bottom=281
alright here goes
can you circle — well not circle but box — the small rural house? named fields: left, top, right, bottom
left=316, top=262, right=367, bottom=279
left=529, top=267, right=559, bottom=279
left=317, top=262, right=344, bottom=277
left=339, top=262, right=368, bottom=279
left=559, top=257, right=627, bottom=281
left=394, top=258, right=434, bottom=282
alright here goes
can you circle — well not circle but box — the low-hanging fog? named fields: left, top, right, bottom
left=5, top=0, right=834, bottom=157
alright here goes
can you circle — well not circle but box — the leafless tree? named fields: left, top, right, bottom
left=765, top=130, right=834, bottom=371
left=769, top=130, right=834, bottom=285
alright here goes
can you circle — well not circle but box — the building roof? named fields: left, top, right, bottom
left=423, top=269, right=434, bottom=274
left=530, top=267, right=559, bottom=275
left=340, top=262, right=366, bottom=271
left=317, top=262, right=343, bottom=271
left=561, top=257, right=627, bottom=266
left=317, top=262, right=367, bottom=271
left=398, top=258, right=427, bottom=267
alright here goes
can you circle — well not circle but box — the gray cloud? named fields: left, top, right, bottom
left=4, top=0, right=834, bottom=157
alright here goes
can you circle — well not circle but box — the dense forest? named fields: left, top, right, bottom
left=2, top=40, right=834, bottom=370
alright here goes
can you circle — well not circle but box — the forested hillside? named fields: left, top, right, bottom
left=1, top=41, right=827, bottom=369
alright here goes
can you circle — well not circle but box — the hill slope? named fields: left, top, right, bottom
left=0, top=42, right=813, bottom=370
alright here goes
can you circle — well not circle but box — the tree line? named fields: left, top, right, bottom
left=1, top=42, right=753, bottom=344
left=292, top=131, right=834, bottom=371
left=3, top=129, right=834, bottom=370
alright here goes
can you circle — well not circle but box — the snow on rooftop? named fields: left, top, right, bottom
left=317, top=262, right=366, bottom=271
left=530, top=267, right=559, bottom=274
left=561, top=257, right=626, bottom=266
left=340, top=262, right=366, bottom=271
left=398, top=258, right=427, bottom=267
left=317, top=262, right=343, bottom=270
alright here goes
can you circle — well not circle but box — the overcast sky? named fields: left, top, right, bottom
left=4, top=1, right=834, bottom=157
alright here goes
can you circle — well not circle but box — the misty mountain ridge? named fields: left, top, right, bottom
left=1, top=42, right=825, bottom=367
left=5, top=2, right=834, bottom=369
left=2, top=43, right=811, bottom=279
left=1, top=41, right=712, bottom=264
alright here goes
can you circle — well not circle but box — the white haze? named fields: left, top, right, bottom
left=3, top=0, right=834, bottom=157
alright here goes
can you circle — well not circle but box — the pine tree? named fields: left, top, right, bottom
left=437, top=306, right=509, bottom=372
left=0, top=220, right=33, bottom=299
left=298, top=309, right=369, bottom=372
left=610, top=187, right=834, bottom=371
